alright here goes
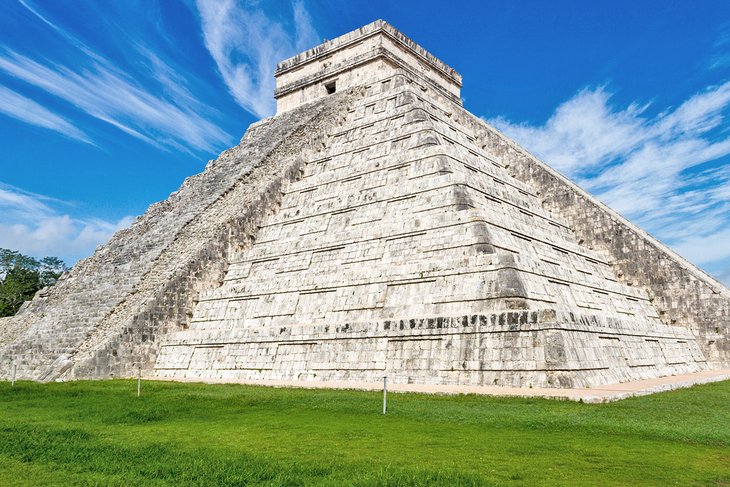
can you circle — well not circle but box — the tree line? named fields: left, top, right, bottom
left=0, top=248, right=69, bottom=317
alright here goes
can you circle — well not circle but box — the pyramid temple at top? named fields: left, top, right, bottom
left=1, top=21, right=728, bottom=389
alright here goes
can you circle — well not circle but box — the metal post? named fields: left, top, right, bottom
left=137, top=366, right=141, bottom=398
left=12, top=363, right=17, bottom=387
left=382, top=376, right=387, bottom=414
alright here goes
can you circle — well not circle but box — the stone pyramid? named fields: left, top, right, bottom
left=1, top=21, right=728, bottom=388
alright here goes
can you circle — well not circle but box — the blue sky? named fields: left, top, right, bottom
left=1, top=1, right=729, bottom=286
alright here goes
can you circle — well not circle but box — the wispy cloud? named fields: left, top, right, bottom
left=17, top=0, right=92, bottom=55
left=1, top=0, right=234, bottom=154
left=196, top=0, right=320, bottom=118
left=0, top=182, right=133, bottom=264
left=0, top=49, right=232, bottom=153
left=491, top=83, right=730, bottom=286
left=709, top=21, right=730, bottom=70
left=0, top=85, right=91, bottom=143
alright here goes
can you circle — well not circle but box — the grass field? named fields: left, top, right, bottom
left=0, top=379, right=728, bottom=486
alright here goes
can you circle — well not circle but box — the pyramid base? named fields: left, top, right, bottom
left=154, top=309, right=707, bottom=389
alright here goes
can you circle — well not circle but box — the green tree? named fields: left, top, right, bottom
left=0, top=248, right=68, bottom=317
left=0, top=248, right=38, bottom=277
left=0, top=266, right=40, bottom=317
left=38, top=256, right=68, bottom=287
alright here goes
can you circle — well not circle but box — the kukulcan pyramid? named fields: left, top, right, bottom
left=1, top=21, right=728, bottom=389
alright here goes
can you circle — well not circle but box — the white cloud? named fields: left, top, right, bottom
left=0, top=184, right=55, bottom=221
left=709, top=22, right=730, bottom=70
left=3, top=1, right=234, bottom=154
left=0, top=85, right=92, bottom=143
left=0, top=49, right=232, bottom=153
left=673, top=227, right=730, bottom=265
left=491, top=88, right=649, bottom=175
left=491, top=83, right=730, bottom=284
left=292, top=1, right=318, bottom=52
left=196, top=0, right=320, bottom=118
left=0, top=183, right=133, bottom=264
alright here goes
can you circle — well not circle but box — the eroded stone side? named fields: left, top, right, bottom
left=0, top=89, right=360, bottom=380
left=465, top=115, right=730, bottom=367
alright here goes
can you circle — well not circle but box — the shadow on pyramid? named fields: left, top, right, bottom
left=1, top=21, right=728, bottom=390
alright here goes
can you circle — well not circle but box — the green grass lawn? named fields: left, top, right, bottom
left=0, top=379, right=728, bottom=486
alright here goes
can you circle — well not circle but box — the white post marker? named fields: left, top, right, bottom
left=12, top=363, right=17, bottom=387
left=382, top=376, right=387, bottom=415
left=137, top=366, right=141, bottom=398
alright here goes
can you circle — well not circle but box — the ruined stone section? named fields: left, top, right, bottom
left=0, top=90, right=360, bottom=381
left=464, top=118, right=730, bottom=367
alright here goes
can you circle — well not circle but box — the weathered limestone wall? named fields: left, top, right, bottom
left=0, top=89, right=359, bottom=381
left=464, top=116, right=730, bottom=367
left=0, top=317, right=13, bottom=343
left=383, top=67, right=728, bottom=369
left=155, top=73, right=708, bottom=388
